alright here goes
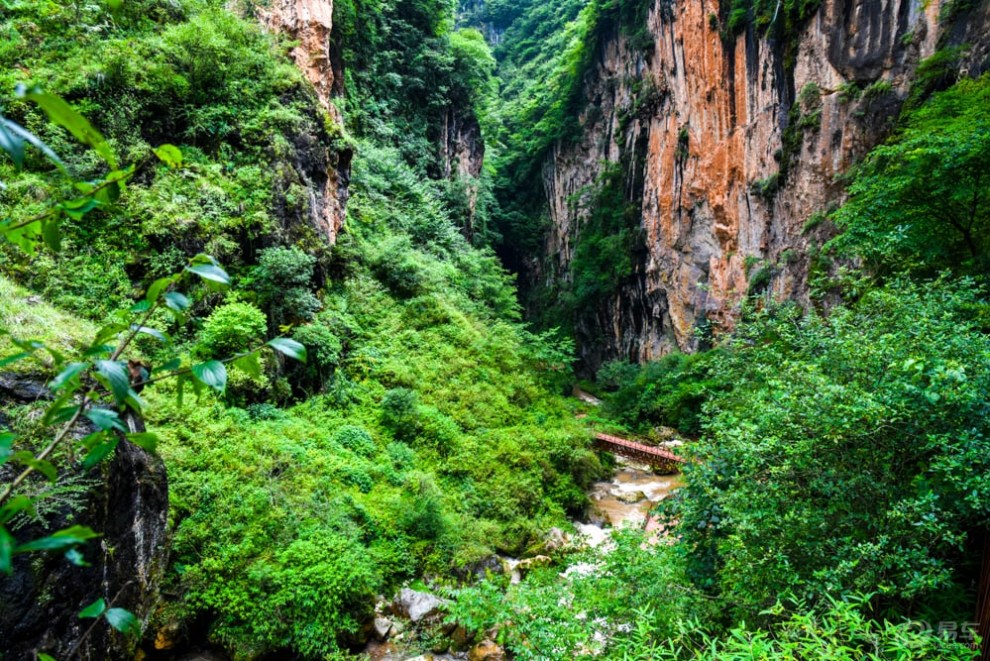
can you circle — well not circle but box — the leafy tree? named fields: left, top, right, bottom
left=830, top=75, right=990, bottom=276
left=671, top=279, right=990, bottom=622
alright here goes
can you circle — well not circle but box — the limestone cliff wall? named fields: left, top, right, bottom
left=440, top=107, right=486, bottom=240
left=541, top=0, right=990, bottom=369
left=258, top=0, right=351, bottom=244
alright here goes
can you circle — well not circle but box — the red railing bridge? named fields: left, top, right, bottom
left=593, top=432, right=685, bottom=472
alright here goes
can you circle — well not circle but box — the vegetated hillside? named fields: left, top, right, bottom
left=440, top=1, right=990, bottom=659
left=0, top=0, right=597, bottom=657
left=149, top=143, right=597, bottom=658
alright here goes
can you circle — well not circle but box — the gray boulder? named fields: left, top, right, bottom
left=392, top=587, right=448, bottom=623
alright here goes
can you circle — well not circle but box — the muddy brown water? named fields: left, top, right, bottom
left=585, top=456, right=683, bottom=529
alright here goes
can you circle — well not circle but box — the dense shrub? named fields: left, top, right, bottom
left=829, top=75, right=990, bottom=278
left=332, top=425, right=377, bottom=457
left=672, top=279, right=990, bottom=622
left=254, top=246, right=322, bottom=325
left=197, top=301, right=267, bottom=357
left=598, top=351, right=724, bottom=436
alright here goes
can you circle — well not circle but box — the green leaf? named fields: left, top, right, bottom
left=82, top=438, right=120, bottom=469
left=145, top=276, right=174, bottom=304
left=163, top=291, right=190, bottom=312
left=186, top=263, right=230, bottom=285
left=65, top=548, right=90, bottom=567
left=0, top=526, right=13, bottom=575
left=59, top=197, right=100, bottom=221
left=0, top=117, right=25, bottom=168
left=79, top=430, right=110, bottom=452
left=0, top=351, right=31, bottom=369
left=43, top=395, right=78, bottom=425
left=11, top=452, right=57, bottom=481
left=127, top=432, right=159, bottom=453
left=42, top=216, right=61, bottom=252
left=124, top=390, right=145, bottom=414
left=93, top=322, right=128, bottom=348
left=191, top=360, right=226, bottom=393
left=37, top=654, right=56, bottom=661
left=133, top=325, right=169, bottom=344
left=0, top=495, right=35, bottom=525
left=18, top=86, right=118, bottom=168
left=267, top=338, right=307, bottom=363
left=0, top=114, right=65, bottom=172
left=153, top=144, right=183, bottom=168
left=16, top=525, right=99, bottom=553
left=85, top=408, right=126, bottom=432
left=105, top=607, right=141, bottom=635
left=96, top=360, right=130, bottom=403
left=79, top=598, right=107, bottom=619
left=0, top=432, right=13, bottom=466
left=93, top=180, right=121, bottom=206
left=232, top=352, right=262, bottom=378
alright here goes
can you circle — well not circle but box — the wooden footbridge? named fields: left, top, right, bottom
left=593, top=432, right=685, bottom=473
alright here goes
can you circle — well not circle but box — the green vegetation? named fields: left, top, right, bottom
left=149, top=144, right=597, bottom=657
left=462, top=0, right=658, bottom=260
left=0, top=0, right=593, bottom=657
left=333, top=0, right=496, bottom=181
left=830, top=75, right=990, bottom=277
left=3, top=0, right=990, bottom=658
left=720, top=0, right=822, bottom=40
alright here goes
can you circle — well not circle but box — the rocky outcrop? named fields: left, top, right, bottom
left=440, top=107, right=486, bottom=240
left=258, top=0, right=341, bottom=110
left=539, top=0, right=990, bottom=369
left=0, top=375, right=169, bottom=660
left=257, top=0, right=352, bottom=244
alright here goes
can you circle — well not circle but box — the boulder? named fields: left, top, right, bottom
left=450, top=624, right=471, bottom=649
left=617, top=490, right=647, bottom=504
left=392, top=588, right=447, bottom=623
left=468, top=639, right=505, bottom=661
left=373, top=616, right=393, bottom=640
left=544, top=527, right=569, bottom=551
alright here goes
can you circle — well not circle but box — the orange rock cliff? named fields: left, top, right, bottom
left=538, top=0, right=990, bottom=368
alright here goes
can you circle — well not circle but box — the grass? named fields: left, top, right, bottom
left=0, top=276, right=96, bottom=372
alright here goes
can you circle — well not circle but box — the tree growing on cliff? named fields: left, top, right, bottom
left=830, top=75, right=990, bottom=277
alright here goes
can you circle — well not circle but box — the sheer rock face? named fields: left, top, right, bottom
left=258, top=0, right=351, bottom=244
left=0, top=375, right=168, bottom=661
left=540, top=0, right=990, bottom=370
left=440, top=107, right=486, bottom=240
left=258, top=0, right=338, bottom=109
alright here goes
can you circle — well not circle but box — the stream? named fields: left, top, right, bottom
left=578, top=455, right=683, bottom=544
left=363, top=456, right=684, bottom=660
